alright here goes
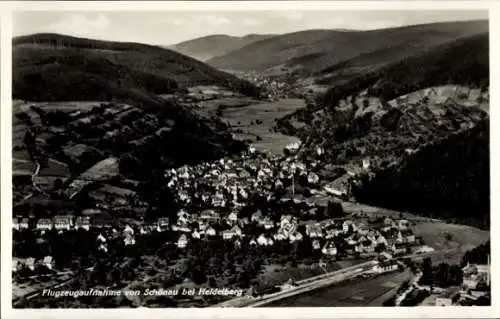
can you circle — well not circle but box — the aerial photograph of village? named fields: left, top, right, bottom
left=11, top=9, right=490, bottom=308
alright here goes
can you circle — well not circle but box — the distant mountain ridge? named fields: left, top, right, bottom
left=207, top=20, right=488, bottom=81
left=169, top=33, right=277, bottom=61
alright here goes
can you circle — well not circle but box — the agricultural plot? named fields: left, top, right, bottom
left=341, top=201, right=424, bottom=220
left=412, top=222, right=489, bottom=264
left=194, top=98, right=305, bottom=154
left=12, top=159, right=35, bottom=176
left=223, top=99, right=305, bottom=154
left=198, top=98, right=260, bottom=110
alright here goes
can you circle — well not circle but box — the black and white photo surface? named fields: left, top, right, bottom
left=9, top=6, right=491, bottom=310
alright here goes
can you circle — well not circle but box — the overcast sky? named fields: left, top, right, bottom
left=14, top=10, right=488, bottom=45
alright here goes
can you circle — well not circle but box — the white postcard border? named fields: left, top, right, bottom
left=1, top=1, right=498, bottom=318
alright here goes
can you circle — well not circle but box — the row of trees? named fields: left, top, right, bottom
left=419, top=257, right=464, bottom=288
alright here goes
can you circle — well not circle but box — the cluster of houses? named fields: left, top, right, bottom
left=415, top=261, right=491, bottom=307
left=88, top=208, right=419, bottom=261
left=443, top=262, right=491, bottom=306
left=13, top=215, right=91, bottom=232
left=394, top=260, right=491, bottom=306
left=164, top=152, right=321, bottom=213
left=12, top=204, right=424, bottom=290
left=13, top=256, right=54, bottom=273
left=240, top=72, right=290, bottom=101
left=13, top=141, right=424, bottom=279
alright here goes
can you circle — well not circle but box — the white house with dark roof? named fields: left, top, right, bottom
left=234, top=239, right=242, bottom=248
left=227, top=212, right=238, bottom=224
left=13, top=218, right=20, bottom=230
left=20, top=218, right=30, bottom=230
left=231, top=225, right=242, bottom=236
left=322, top=242, right=338, bottom=256
left=205, top=226, right=217, bottom=237
left=36, top=218, right=53, bottom=231
left=280, top=214, right=293, bottom=226
left=307, top=172, right=320, bottom=185
left=97, top=233, right=107, bottom=243
left=43, top=256, right=54, bottom=269
left=238, top=217, right=250, bottom=227
left=177, top=209, right=190, bottom=223
left=222, top=230, right=236, bottom=240
left=158, top=217, right=170, bottom=228
left=12, top=259, right=19, bottom=272
left=200, top=209, right=220, bottom=223
left=123, top=224, right=134, bottom=236
left=257, top=234, right=273, bottom=246
left=357, top=240, right=376, bottom=254
left=289, top=232, right=303, bottom=243
left=312, top=239, right=321, bottom=250
left=75, top=216, right=90, bottom=230
left=372, top=260, right=399, bottom=274
left=177, top=234, right=189, bottom=248
left=124, top=234, right=136, bottom=246
left=172, top=224, right=191, bottom=233
left=325, top=229, right=343, bottom=239
left=397, top=229, right=416, bottom=244
left=98, top=243, right=108, bottom=253
left=306, top=224, right=323, bottom=238
left=258, top=217, right=274, bottom=229
left=384, top=228, right=400, bottom=246
left=274, top=230, right=287, bottom=241
left=342, top=220, right=354, bottom=233
left=192, top=230, right=201, bottom=239
left=376, top=234, right=388, bottom=246
left=26, top=257, right=36, bottom=271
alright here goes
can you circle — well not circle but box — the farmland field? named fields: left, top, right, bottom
left=267, top=269, right=411, bottom=307
left=196, top=98, right=305, bottom=154
left=411, top=222, right=489, bottom=264
left=12, top=100, right=103, bottom=160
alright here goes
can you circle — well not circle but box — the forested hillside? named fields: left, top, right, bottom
left=351, top=119, right=489, bottom=229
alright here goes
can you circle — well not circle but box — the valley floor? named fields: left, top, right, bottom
left=195, top=98, right=305, bottom=154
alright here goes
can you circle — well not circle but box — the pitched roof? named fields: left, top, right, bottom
left=324, top=241, right=337, bottom=249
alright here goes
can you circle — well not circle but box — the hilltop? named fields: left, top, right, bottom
left=169, top=34, right=276, bottom=61
left=207, top=20, right=488, bottom=81
left=13, top=33, right=260, bottom=102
